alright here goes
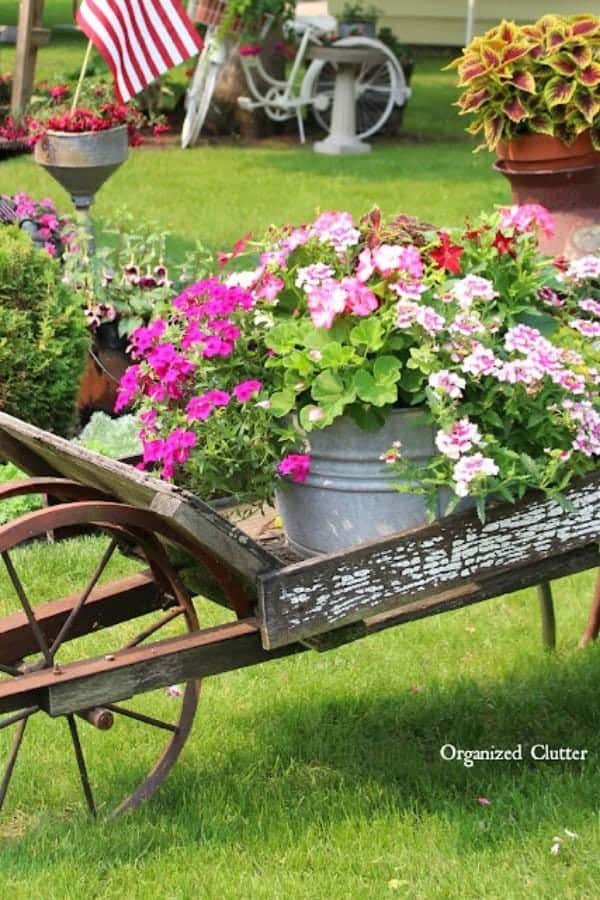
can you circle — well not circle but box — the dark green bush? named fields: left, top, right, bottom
left=0, top=226, right=89, bottom=435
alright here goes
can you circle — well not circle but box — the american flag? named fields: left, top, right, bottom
left=76, top=0, right=203, bottom=103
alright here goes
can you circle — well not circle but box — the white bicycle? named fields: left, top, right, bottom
left=181, top=2, right=410, bottom=148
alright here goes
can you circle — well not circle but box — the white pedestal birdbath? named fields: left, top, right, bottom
left=308, top=47, right=388, bottom=155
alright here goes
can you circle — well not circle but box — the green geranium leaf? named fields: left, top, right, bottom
left=266, top=323, right=298, bottom=354
left=516, top=311, right=559, bottom=337
left=350, top=318, right=384, bottom=352
left=269, top=391, right=296, bottom=417
left=320, top=342, right=356, bottom=368
left=354, top=370, right=398, bottom=406
left=373, top=355, right=402, bottom=383
left=346, top=403, right=387, bottom=431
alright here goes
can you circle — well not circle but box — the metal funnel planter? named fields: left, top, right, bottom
left=34, top=124, right=129, bottom=250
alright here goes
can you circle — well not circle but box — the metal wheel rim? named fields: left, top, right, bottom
left=0, top=503, right=201, bottom=822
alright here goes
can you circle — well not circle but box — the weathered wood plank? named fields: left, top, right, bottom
left=258, top=472, right=600, bottom=649
left=0, top=619, right=306, bottom=716
left=364, top=544, right=600, bottom=635
left=0, top=413, right=281, bottom=592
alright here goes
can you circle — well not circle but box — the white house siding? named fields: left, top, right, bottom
left=327, top=1, right=595, bottom=46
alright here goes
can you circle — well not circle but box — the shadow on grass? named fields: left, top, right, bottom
left=4, top=640, right=600, bottom=860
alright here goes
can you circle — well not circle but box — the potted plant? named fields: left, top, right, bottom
left=65, top=213, right=214, bottom=419
left=338, top=3, right=381, bottom=39
left=448, top=14, right=600, bottom=256
left=117, top=206, right=600, bottom=555
left=0, top=192, right=74, bottom=258
left=194, top=0, right=295, bottom=41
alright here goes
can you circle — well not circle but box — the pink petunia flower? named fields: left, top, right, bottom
left=277, top=453, right=311, bottom=482
left=233, top=380, right=262, bottom=402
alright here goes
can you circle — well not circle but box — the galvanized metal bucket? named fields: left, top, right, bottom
left=276, top=408, right=449, bottom=557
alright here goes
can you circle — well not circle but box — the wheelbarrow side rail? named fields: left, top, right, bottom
left=0, top=618, right=308, bottom=718
left=0, top=413, right=280, bottom=603
left=258, top=470, right=600, bottom=650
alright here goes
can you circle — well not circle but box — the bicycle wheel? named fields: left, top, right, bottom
left=304, top=37, right=406, bottom=141
left=182, top=29, right=224, bottom=148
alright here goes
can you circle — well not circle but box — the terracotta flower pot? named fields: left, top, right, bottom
left=494, top=130, right=600, bottom=259
left=496, top=131, right=600, bottom=173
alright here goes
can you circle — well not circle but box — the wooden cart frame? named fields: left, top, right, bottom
left=0, top=411, right=599, bottom=819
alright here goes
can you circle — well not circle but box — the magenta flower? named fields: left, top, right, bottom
left=233, top=380, right=262, bottom=402
left=277, top=453, right=311, bottom=483
left=115, top=364, right=142, bottom=413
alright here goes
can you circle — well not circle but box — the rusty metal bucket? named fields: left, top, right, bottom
left=34, top=125, right=129, bottom=206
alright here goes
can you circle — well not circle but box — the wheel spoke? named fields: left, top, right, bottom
left=66, top=714, right=96, bottom=817
left=1, top=551, right=52, bottom=667
left=123, top=606, right=184, bottom=650
left=0, top=716, right=28, bottom=812
left=0, top=662, right=22, bottom=677
left=107, top=704, right=178, bottom=733
left=50, top=538, right=118, bottom=657
left=0, top=705, right=38, bottom=731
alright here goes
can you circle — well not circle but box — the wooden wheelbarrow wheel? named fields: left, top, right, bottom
left=0, top=492, right=201, bottom=820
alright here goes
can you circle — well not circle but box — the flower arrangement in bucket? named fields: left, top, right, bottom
left=447, top=14, right=600, bottom=166
left=118, top=207, right=600, bottom=554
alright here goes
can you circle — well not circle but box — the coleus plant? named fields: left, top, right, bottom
left=448, top=14, right=600, bottom=152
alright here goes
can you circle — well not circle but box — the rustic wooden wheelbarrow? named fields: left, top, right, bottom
left=0, top=410, right=599, bottom=820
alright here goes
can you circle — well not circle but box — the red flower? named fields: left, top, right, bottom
left=217, top=231, right=252, bottom=267
left=429, top=231, right=464, bottom=274
left=553, top=255, right=569, bottom=273
left=492, top=231, right=516, bottom=257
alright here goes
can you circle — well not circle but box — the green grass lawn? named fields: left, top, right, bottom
left=2, top=13, right=600, bottom=900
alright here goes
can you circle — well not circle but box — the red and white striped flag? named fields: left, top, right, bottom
left=76, top=0, right=203, bottom=103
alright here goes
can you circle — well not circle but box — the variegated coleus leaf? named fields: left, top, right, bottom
left=569, top=44, right=593, bottom=68
left=574, top=91, right=600, bottom=125
left=529, top=113, right=555, bottom=136
left=543, top=75, right=576, bottom=108
left=580, top=62, right=600, bottom=87
left=510, top=70, right=536, bottom=93
left=544, top=52, right=578, bottom=77
left=502, top=96, right=530, bottom=123
left=457, top=87, right=491, bottom=113
left=570, top=16, right=600, bottom=39
left=483, top=113, right=504, bottom=149
left=457, top=57, right=490, bottom=86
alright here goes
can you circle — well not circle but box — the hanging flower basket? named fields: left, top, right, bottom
left=194, top=0, right=243, bottom=32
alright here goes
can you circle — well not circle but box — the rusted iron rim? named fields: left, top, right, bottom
left=0, top=500, right=253, bottom=618
left=0, top=503, right=201, bottom=819
left=0, top=478, right=111, bottom=503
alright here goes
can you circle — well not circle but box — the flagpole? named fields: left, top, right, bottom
left=71, top=38, right=93, bottom=113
